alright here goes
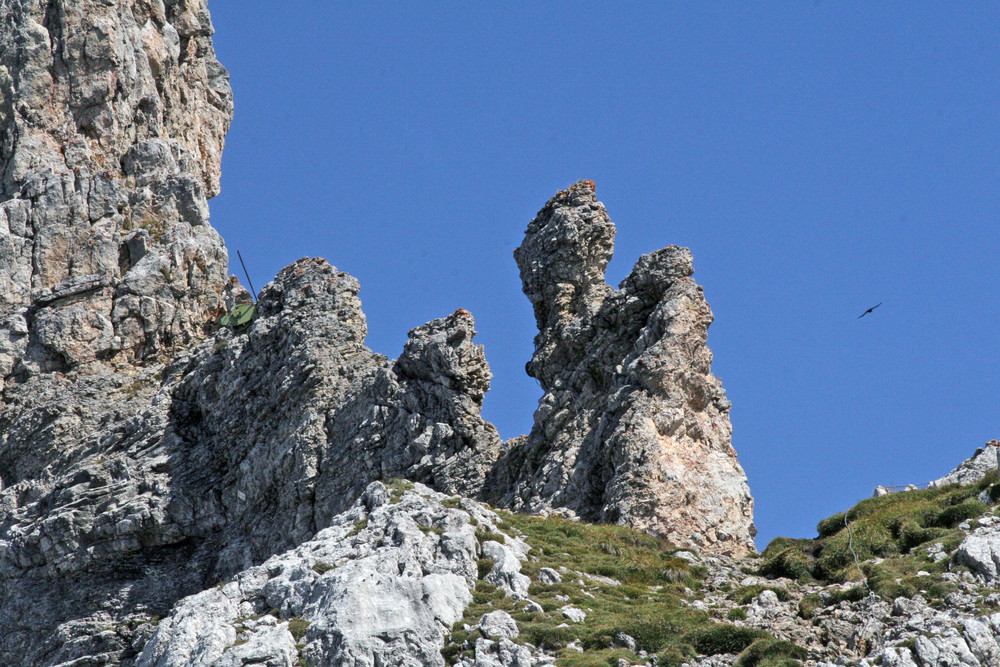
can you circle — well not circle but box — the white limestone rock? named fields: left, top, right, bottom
left=955, top=525, right=1000, bottom=583
left=138, top=482, right=524, bottom=667
left=538, top=567, right=562, bottom=584
left=930, top=444, right=1000, bottom=489
left=479, top=611, right=519, bottom=640
left=482, top=540, right=531, bottom=599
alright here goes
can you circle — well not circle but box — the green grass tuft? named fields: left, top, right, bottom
left=735, top=639, right=807, bottom=667
left=727, top=607, right=747, bottom=621
left=683, top=625, right=772, bottom=655
left=287, top=617, right=309, bottom=643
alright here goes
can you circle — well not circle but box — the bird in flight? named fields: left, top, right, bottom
left=858, top=303, right=882, bottom=319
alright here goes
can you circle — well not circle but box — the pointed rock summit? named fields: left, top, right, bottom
left=488, top=180, right=756, bottom=555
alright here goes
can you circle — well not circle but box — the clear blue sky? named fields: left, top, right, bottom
left=207, top=2, right=1000, bottom=549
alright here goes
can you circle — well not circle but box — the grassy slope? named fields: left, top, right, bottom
left=440, top=470, right=1000, bottom=665
left=760, top=470, right=999, bottom=605
left=443, top=510, right=804, bottom=667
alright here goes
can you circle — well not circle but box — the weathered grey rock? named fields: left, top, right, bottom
left=466, top=637, right=533, bottom=667
left=487, top=180, right=755, bottom=555
left=955, top=524, right=1000, bottom=583
left=0, top=256, right=505, bottom=664
left=538, top=567, right=562, bottom=584
left=561, top=607, right=586, bottom=623
left=962, top=617, right=1000, bottom=665
left=482, top=539, right=531, bottom=599
left=880, top=647, right=920, bottom=667
left=138, top=482, right=524, bottom=667
left=914, top=629, right=980, bottom=666
left=479, top=611, right=520, bottom=640
left=931, top=443, right=1000, bottom=488
left=523, top=600, right=544, bottom=614
left=0, top=0, right=233, bottom=376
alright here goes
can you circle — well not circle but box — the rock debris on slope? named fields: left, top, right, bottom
left=137, top=481, right=529, bottom=667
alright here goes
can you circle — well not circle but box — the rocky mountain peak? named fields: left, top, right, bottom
left=0, top=2, right=766, bottom=663
left=491, top=180, right=756, bottom=556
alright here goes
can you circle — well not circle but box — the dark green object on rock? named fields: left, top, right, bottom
left=219, top=303, right=256, bottom=329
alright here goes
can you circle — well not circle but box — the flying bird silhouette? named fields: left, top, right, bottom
left=858, top=303, right=882, bottom=319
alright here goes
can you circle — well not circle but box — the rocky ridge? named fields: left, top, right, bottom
left=6, top=1, right=996, bottom=666
left=0, top=0, right=232, bottom=376
left=0, top=0, right=758, bottom=664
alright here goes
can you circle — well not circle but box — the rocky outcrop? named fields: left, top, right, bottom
left=930, top=442, right=1000, bottom=489
left=0, top=0, right=233, bottom=377
left=487, top=180, right=755, bottom=556
left=0, top=255, right=503, bottom=664
left=137, top=481, right=527, bottom=667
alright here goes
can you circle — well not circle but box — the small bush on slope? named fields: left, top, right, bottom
left=735, top=638, right=807, bottom=667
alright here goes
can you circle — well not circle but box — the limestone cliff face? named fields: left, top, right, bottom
left=0, top=0, right=232, bottom=377
left=488, top=180, right=756, bottom=556
left=0, top=2, right=504, bottom=663
left=0, top=253, right=503, bottom=664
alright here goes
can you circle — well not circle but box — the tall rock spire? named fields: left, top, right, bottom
left=0, top=0, right=233, bottom=379
left=489, top=180, right=756, bottom=555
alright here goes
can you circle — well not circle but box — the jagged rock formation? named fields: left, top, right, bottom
left=1, top=0, right=764, bottom=663
left=930, top=442, right=1000, bottom=489
left=0, top=1, right=502, bottom=662
left=487, top=181, right=755, bottom=556
left=0, top=254, right=503, bottom=664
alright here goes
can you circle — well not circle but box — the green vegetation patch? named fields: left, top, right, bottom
left=346, top=518, right=368, bottom=537
left=287, top=617, right=309, bottom=643
left=443, top=511, right=723, bottom=666
left=727, top=607, right=748, bottom=621
left=385, top=478, right=415, bottom=503
left=760, top=471, right=997, bottom=590
left=735, top=639, right=807, bottom=667
left=497, top=511, right=698, bottom=587
left=683, top=625, right=772, bottom=655
left=312, top=561, right=337, bottom=575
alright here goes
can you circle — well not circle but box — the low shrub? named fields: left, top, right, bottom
left=735, top=639, right=807, bottom=667
left=931, top=498, right=988, bottom=528
left=684, top=625, right=771, bottom=655
left=797, top=594, right=822, bottom=619
left=826, top=585, right=868, bottom=606
left=816, top=512, right=846, bottom=538
left=728, top=607, right=747, bottom=621
left=758, top=539, right=815, bottom=581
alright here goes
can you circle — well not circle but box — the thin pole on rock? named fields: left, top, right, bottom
left=237, top=250, right=257, bottom=302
